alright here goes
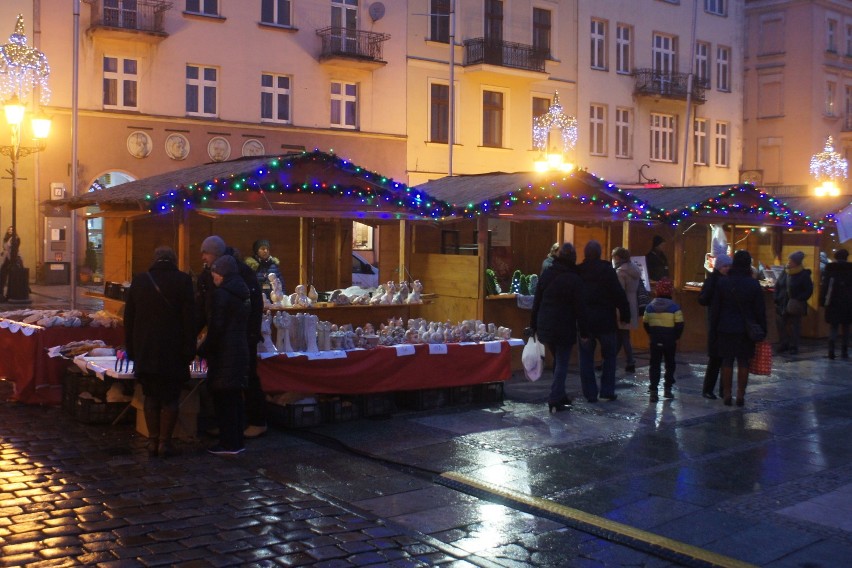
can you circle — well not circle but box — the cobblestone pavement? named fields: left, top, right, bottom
left=2, top=285, right=852, bottom=566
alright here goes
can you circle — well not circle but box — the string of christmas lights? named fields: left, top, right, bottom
left=0, top=14, right=50, bottom=104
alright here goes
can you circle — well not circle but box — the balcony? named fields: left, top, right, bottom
left=463, top=38, right=547, bottom=76
left=633, top=69, right=707, bottom=104
left=316, top=27, right=390, bottom=70
left=85, top=0, right=171, bottom=41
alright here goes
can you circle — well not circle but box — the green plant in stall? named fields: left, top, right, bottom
left=485, top=268, right=501, bottom=295
left=510, top=270, right=523, bottom=294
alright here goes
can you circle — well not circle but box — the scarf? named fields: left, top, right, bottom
left=786, top=265, right=803, bottom=276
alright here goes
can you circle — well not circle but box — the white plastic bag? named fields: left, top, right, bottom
left=522, top=335, right=546, bottom=381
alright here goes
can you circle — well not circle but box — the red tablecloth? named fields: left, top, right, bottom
left=258, top=341, right=512, bottom=395
left=0, top=326, right=125, bottom=406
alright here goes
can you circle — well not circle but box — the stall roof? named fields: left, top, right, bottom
left=57, top=151, right=456, bottom=220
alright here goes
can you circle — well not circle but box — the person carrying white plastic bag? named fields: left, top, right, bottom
left=522, top=334, right=546, bottom=381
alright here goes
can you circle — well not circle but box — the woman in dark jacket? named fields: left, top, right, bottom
left=244, top=239, right=282, bottom=297
left=530, top=243, right=587, bottom=412
left=774, top=251, right=814, bottom=355
left=199, top=254, right=251, bottom=455
left=697, top=254, right=731, bottom=399
left=820, top=248, right=852, bottom=359
left=711, top=250, right=766, bottom=406
left=124, top=246, right=196, bottom=457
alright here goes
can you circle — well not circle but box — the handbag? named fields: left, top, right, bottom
left=522, top=335, right=546, bottom=382
left=785, top=298, right=807, bottom=316
left=749, top=340, right=772, bottom=375
left=636, top=278, right=651, bottom=316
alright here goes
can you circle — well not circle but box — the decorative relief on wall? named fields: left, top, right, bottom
left=165, top=133, right=190, bottom=161
left=126, top=131, right=152, bottom=159
left=208, top=137, right=231, bottom=162
left=242, top=139, right=265, bottom=157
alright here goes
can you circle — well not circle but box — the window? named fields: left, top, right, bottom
left=533, top=8, right=551, bottom=57
left=482, top=90, right=504, bottom=147
left=186, top=64, right=217, bottom=116
left=591, top=19, right=607, bottom=70
left=186, top=0, right=218, bottom=16
left=826, top=81, right=837, bottom=116
left=615, top=107, right=632, bottom=159
left=103, top=56, right=137, bottom=110
left=846, top=24, right=852, bottom=56
left=261, top=73, right=291, bottom=123
left=485, top=0, right=503, bottom=43
left=261, top=0, right=291, bottom=26
left=430, top=0, right=449, bottom=43
left=715, top=121, right=729, bottom=167
left=650, top=113, right=676, bottom=162
left=616, top=24, right=632, bottom=74
left=330, top=81, right=357, bottom=129
left=827, top=18, right=838, bottom=52
left=430, top=83, right=449, bottom=143
left=704, top=0, right=726, bottom=16
left=695, top=41, right=710, bottom=87
left=716, top=46, right=731, bottom=92
left=532, top=96, right=551, bottom=149
left=104, top=0, right=138, bottom=28
left=693, top=118, right=708, bottom=165
left=652, top=33, right=677, bottom=76
left=845, top=85, right=852, bottom=130
left=589, top=104, right=606, bottom=156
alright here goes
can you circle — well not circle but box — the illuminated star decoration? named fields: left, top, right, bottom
left=810, top=136, right=847, bottom=181
left=532, top=92, right=578, bottom=154
left=0, top=14, right=51, bottom=104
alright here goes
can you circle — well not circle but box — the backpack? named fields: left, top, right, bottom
left=636, top=277, right=651, bottom=315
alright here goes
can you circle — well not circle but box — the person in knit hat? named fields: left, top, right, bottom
left=244, top=238, right=283, bottom=297
left=774, top=250, right=813, bottom=355
left=645, top=235, right=669, bottom=282
left=697, top=253, right=732, bottom=399
left=643, top=277, right=684, bottom=402
left=819, top=248, right=851, bottom=359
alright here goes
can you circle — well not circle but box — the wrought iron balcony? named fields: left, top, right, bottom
left=316, top=27, right=390, bottom=66
left=632, top=69, right=707, bottom=104
left=463, top=38, right=547, bottom=73
left=85, top=0, right=171, bottom=37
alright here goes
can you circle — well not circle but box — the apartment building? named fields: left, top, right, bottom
left=0, top=0, right=407, bottom=277
left=743, top=0, right=852, bottom=195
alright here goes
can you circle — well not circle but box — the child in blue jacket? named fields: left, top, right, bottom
left=643, top=277, right=684, bottom=402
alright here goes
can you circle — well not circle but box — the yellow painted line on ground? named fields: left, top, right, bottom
left=439, top=471, right=757, bottom=568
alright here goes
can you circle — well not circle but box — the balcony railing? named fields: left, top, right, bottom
left=85, top=0, right=171, bottom=36
left=316, top=27, right=391, bottom=63
left=633, top=68, right=707, bottom=104
left=463, top=38, right=547, bottom=73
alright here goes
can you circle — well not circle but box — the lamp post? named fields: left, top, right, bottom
left=0, top=15, right=51, bottom=304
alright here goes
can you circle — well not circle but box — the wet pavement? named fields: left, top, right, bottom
left=1, top=284, right=851, bottom=566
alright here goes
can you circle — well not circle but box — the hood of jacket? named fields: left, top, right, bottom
left=218, top=273, right=250, bottom=300
left=616, top=260, right=640, bottom=282
left=648, top=296, right=677, bottom=311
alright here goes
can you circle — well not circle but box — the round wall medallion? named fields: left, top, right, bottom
left=165, top=133, right=190, bottom=161
left=242, top=139, right=265, bottom=157
left=207, top=136, right=231, bottom=162
left=126, top=131, right=152, bottom=159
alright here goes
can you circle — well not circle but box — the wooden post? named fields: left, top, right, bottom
left=299, top=217, right=309, bottom=286
left=399, top=220, right=408, bottom=284
left=476, top=216, right=488, bottom=320
left=177, top=210, right=189, bottom=272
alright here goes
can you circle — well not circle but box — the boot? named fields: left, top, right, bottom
left=663, top=384, right=674, bottom=399
left=143, top=397, right=160, bottom=457
left=158, top=404, right=180, bottom=458
left=828, top=340, right=836, bottom=360
left=736, top=366, right=749, bottom=407
left=720, top=367, right=734, bottom=406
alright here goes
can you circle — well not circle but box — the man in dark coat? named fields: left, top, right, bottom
left=820, top=248, right=852, bottom=359
left=530, top=242, right=588, bottom=412
left=199, top=254, right=251, bottom=455
left=577, top=240, right=631, bottom=402
left=124, top=246, right=196, bottom=457
left=645, top=235, right=669, bottom=282
left=196, top=236, right=267, bottom=438
left=774, top=250, right=814, bottom=355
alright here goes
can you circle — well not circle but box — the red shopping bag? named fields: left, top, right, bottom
left=749, top=340, right=772, bottom=375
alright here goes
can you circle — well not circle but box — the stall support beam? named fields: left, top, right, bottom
left=299, top=218, right=310, bottom=286
left=476, top=216, right=488, bottom=320
left=399, top=220, right=408, bottom=285
left=673, top=231, right=685, bottom=289
left=177, top=211, right=189, bottom=272
left=622, top=221, right=631, bottom=251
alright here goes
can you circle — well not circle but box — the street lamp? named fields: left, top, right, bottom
left=810, top=136, right=847, bottom=197
left=0, top=15, right=51, bottom=304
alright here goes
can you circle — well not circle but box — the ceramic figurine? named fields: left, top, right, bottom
left=369, top=284, right=386, bottom=305
left=381, top=281, right=396, bottom=305
left=317, top=320, right=332, bottom=351
left=258, top=312, right=278, bottom=354
left=393, top=281, right=409, bottom=304
left=268, top=273, right=285, bottom=305
left=407, top=280, right=423, bottom=304
left=308, top=285, right=319, bottom=303
left=273, top=311, right=293, bottom=353
left=304, top=314, right=319, bottom=353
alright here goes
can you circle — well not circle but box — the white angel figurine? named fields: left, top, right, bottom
left=272, top=311, right=293, bottom=353
left=268, top=273, right=285, bottom=305
left=381, top=281, right=396, bottom=305
left=407, top=280, right=423, bottom=304
left=258, top=312, right=278, bottom=354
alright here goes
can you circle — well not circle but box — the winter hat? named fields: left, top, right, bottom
left=211, top=254, right=238, bottom=277
left=652, top=235, right=665, bottom=248
left=733, top=249, right=752, bottom=270
left=714, top=254, right=732, bottom=269
left=788, top=251, right=805, bottom=265
left=153, top=246, right=177, bottom=263
left=655, top=277, right=673, bottom=297
left=835, top=249, right=849, bottom=261
left=253, top=239, right=270, bottom=255
left=201, top=235, right=226, bottom=257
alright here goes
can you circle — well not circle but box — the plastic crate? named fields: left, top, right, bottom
left=73, top=396, right=135, bottom=425
left=266, top=401, right=322, bottom=429
left=395, top=388, right=450, bottom=411
left=356, top=393, right=395, bottom=418
left=449, top=385, right=475, bottom=406
left=62, top=368, right=111, bottom=416
left=472, top=382, right=504, bottom=404
left=319, top=396, right=360, bottom=423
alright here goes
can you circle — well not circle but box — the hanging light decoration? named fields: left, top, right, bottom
left=533, top=92, right=577, bottom=172
left=809, top=136, right=847, bottom=197
left=0, top=14, right=50, bottom=104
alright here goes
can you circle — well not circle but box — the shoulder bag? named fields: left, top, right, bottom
left=785, top=276, right=807, bottom=316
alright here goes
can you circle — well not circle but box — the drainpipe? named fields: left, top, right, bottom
left=680, top=0, right=699, bottom=187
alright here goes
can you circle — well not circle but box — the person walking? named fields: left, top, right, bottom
left=642, top=278, right=684, bottom=402
left=820, top=248, right=852, bottom=359
left=540, top=242, right=560, bottom=274
left=0, top=226, right=20, bottom=301
left=612, top=247, right=640, bottom=374
left=124, top=246, right=196, bottom=457
left=645, top=235, right=669, bottom=282
left=774, top=251, right=814, bottom=355
left=698, top=254, right=732, bottom=399
left=578, top=240, right=631, bottom=402
left=529, top=243, right=587, bottom=413
left=199, top=254, right=251, bottom=455
left=713, top=250, right=766, bottom=406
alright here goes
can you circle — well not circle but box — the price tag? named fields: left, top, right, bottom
left=483, top=341, right=503, bottom=354
left=393, top=344, right=416, bottom=356
left=428, top=343, right=448, bottom=355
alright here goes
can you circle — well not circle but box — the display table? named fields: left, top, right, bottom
left=258, top=339, right=522, bottom=395
left=0, top=324, right=125, bottom=406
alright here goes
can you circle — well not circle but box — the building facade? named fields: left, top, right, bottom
left=743, top=0, right=852, bottom=195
